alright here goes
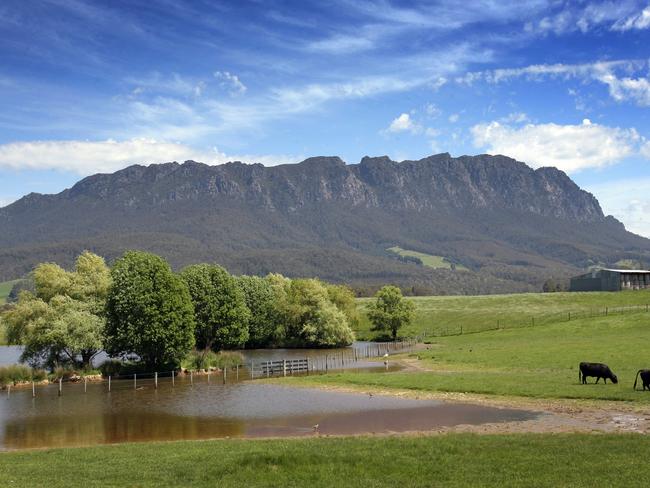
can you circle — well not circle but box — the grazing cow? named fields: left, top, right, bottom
left=579, top=362, right=618, bottom=384
left=633, top=370, right=650, bottom=391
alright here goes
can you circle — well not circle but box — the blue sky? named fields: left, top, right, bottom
left=1, top=1, right=650, bottom=235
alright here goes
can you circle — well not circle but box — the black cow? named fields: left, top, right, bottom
left=579, top=362, right=618, bottom=384
left=633, top=369, right=650, bottom=391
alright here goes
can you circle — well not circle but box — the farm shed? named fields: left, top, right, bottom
left=570, top=268, right=650, bottom=292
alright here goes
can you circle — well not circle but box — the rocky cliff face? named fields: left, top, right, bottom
left=0, top=153, right=644, bottom=293
left=17, top=153, right=603, bottom=222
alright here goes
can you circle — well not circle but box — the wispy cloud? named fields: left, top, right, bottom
left=612, top=5, right=650, bottom=30
left=457, top=59, right=650, bottom=106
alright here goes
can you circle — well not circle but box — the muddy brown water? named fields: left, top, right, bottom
left=0, top=377, right=537, bottom=450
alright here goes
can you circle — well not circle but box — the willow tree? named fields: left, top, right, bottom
left=3, top=251, right=110, bottom=368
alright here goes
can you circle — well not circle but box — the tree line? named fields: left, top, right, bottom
left=0, top=250, right=361, bottom=371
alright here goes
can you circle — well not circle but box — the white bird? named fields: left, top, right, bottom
left=383, top=353, right=389, bottom=358
left=312, top=424, right=319, bottom=432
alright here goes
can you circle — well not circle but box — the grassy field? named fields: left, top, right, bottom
left=0, top=279, right=19, bottom=305
left=1, top=434, right=650, bottom=487
left=386, top=246, right=469, bottom=271
left=355, top=289, right=650, bottom=339
left=292, top=311, right=650, bottom=403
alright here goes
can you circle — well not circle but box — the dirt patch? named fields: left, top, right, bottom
left=276, top=366, right=650, bottom=435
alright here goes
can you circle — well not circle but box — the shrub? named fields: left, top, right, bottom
left=0, top=364, right=47, bottom=385
left=182, top=350, right=245, bottom=371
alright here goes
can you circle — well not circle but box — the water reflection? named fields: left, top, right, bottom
left=0, top=379, right=537, bottom=450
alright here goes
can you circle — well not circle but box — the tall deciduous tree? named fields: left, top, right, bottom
left=367, top=285, right=415, bottom=341
left=180, top=264, right=249, bottom=351
left=105, top=251, right=195, bottom=369
left=237, top=275, right=277, bottom=348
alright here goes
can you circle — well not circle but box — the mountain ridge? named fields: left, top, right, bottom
left=0, top=153, right=647, bottom=294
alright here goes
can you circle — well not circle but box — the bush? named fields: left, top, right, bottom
left=0, top=364, right=47, bottom=385
left=98, top=359, right=151, bottom=377
left=182, top=350, right=245, bottom=371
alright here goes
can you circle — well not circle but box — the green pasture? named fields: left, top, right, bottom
left=355, top=289, right=650, bottom=339
left=291, top=312, right=650, bottom=402
left=1, top=434, right=649, bottom=487
left=386, top=246, right=468, bottom=271
left=0, top=279, right=19, bottom=305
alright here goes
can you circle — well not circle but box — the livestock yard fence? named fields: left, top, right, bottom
left=421, top=304, right=650, bottom=338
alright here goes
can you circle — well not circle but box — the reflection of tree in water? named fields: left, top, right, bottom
left=3, top=412, right=246, bottom=449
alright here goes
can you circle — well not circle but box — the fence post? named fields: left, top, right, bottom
left=84, top=376, right=87, bottom=393
left=283, top=359, right=287, bottom=377
left=236, top=364, right=239, bottom=380
left=190, top=371, right=193, bottom=386
left=58, top=377, right=62, bottom=396
left=32, top=381, right=35, bottom=398
left=606, top=307, right=608, bottom=316
left=108, top=375, right=111, bottom=392
left=7, top=384, right=10, bottom=397
left=223, top=367, right=227, bottom=385
left=172, top=370, right=175, bottom=387
left=207, top=370, right=211, bottom=383
left=568, top=312, right=571, bottom=321
left=155, top=372, right=158, bottom=389
left=134, top=373, right=137, bottom=390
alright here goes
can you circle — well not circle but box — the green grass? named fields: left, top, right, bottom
left=386, top=246, right=469, bottom=271
left=0, top=279, right=19, bottom=305
left=355, top=289, right=650, bottom=339
left=293, top=312, right=650, bottom=403
left=1, top=434, right=650, bottom=487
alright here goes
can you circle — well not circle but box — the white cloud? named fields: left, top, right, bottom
left=595, top=71, right=650, bottom=106
left=214, top=71, right=247, bottom=96
left=612, top=6, right=650, bottom=30
left=424, top=103, right=441, bottom=118
left=587, top=178, right=650, bottom=238
left=386, top=113, right=420, bottom=134
left=448, top=113, right=459, bottom=123
left=0, top=139, right=302, bottom=175
left=471, top=119, right=644, bottom=172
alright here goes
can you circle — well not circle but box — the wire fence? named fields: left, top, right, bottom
left=4, top=339, right=417, bottom=397
left=420, top=304, right=650, bottom=338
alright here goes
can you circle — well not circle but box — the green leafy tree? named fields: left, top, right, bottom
left=180, top=264, right=250, bottom=351
left=367, top=285, right=415, bottom=340
left=326, top=284, right=360, bottom=329
left=282, top=279, right=355, bottom=347
left=237, top=275, right=278, bottom=347
left=2, top=251, right=110, bottom=368
left=105, top=251, right=195, bottom=369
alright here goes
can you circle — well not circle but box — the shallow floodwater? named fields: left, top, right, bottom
left=0, top=378, right=537, bottom=450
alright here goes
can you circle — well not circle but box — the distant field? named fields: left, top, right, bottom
left=0, top=279, right=19, bottom=305
left=290, top=311, right=650, bottom=403
left=386, top=246, right=469, bottom=271
left=1, top=434, right=650, bottom=487
left=355, top=289, right=650, bottom=339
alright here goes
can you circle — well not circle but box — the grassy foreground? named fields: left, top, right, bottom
left=291, top=312, right=650, bottom=402
left=355, top=289, right=650, bottom=339
left=2, top=434, right=650, bottom=487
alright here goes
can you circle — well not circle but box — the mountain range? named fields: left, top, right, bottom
left=1, top=153, right=649, bottom=294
